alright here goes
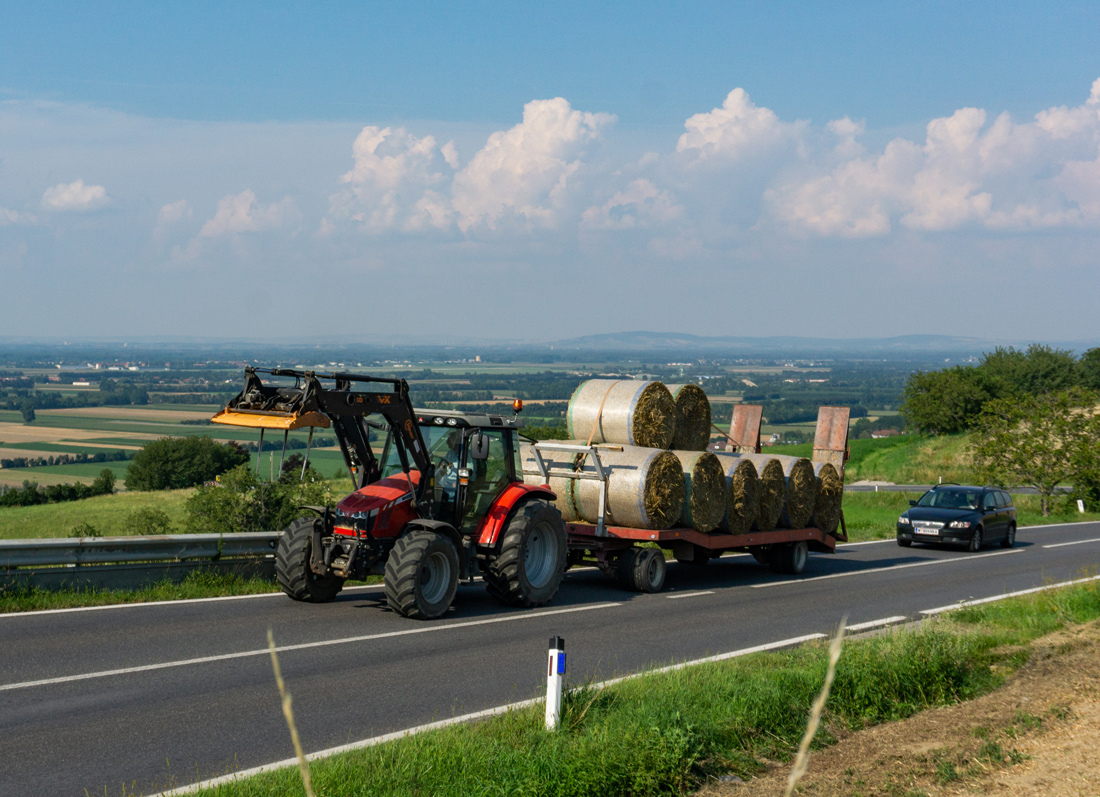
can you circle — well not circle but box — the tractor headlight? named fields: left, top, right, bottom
left=949, top=520, right=972, bottom=528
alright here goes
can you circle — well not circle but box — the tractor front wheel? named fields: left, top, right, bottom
left=485, top=500, right=567, bottom=607
left=276, top=517, right=345, bottom=603
left=385, top=530, right=459, bottom=620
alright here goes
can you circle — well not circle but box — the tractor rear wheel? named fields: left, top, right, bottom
left=385, top=530, right=459, bottom=620
left=276, top=517, right=345, bottom=603
left=485, top=500, right=567, bottom=607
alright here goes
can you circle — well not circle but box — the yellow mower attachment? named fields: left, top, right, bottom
left=210, top=408, right=330, bottom=430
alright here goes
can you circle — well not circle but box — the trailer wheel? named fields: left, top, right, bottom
left=276, top=517, right=345, bottom=603
left=769, top=541, right=808, bottom=575
left=630, top=548, right=667, bottom=593
left=385, top=530, right=459, bottom=620
left=485, top=500, right=567, bottom=607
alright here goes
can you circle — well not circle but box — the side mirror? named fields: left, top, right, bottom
left=908, top=500, right=917, bottom=507
left=469, top=432, right=490, bottom=461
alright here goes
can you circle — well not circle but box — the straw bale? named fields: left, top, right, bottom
left=713, top=453, right=759, bottom=535
left=572, top=445, right=684, bottom=530
left=741, top=454, right=785, bottom=531
left=811, top=461, right=844, bottom=535
left=666, top=384, right=712, bottom=451
left=777, top=456, right=817, bottom=529
left=672, top=450, right=726, bottom=532
left=518, top=442, right=581, bottom=522
left=566, top=380, right=675, bottom=449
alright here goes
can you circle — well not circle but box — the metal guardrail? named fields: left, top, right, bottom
left=1, top=532, right=282, bottom=592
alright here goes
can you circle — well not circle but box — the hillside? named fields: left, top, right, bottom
left=771, top=434, right=977, bottom=484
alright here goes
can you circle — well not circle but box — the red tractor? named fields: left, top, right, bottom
left=212, top=368, right=567, bottom=620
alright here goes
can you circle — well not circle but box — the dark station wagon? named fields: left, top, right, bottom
left=896, top=485, right=1017, bottom=551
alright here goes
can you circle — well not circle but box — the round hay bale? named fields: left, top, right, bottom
left=566, top=380, right=676, bottom=449
left=666, top=384, right=712, bottom=451
left=741, top=454, right=785, bottom=531
left=518, top=442, right=581, bottom=522
left=672, top=450, right=726, bottom=532
left=572, top=446, right=684, bottom=530
left=713, top=453, right=759, bottom=535
left=811, top=461, right=843, bottom=535
left=776, top=456, right=817, bottom=529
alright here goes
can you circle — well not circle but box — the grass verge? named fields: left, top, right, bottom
left=176, top=580, right=1100, bottom=797
left=0, top=488, right=195, bottom=538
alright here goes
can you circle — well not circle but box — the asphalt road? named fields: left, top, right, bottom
left=3, top=521, right=1100, bottom=796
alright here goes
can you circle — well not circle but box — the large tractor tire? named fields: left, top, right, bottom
left=385, top=530, right=460, bottom=620
left=276, top=517, right=345, bottom=603
left=485, top=500, right=567, bottom=607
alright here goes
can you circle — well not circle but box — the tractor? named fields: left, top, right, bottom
left=211, top=367, right=567, bottom=620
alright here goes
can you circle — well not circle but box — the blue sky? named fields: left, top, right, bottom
left=2, top=2, right=1099, bottom=342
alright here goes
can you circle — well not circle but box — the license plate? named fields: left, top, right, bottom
left=914, top=527, right=940, bottom=535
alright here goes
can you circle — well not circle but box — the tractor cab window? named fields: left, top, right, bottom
left=460, top=429, right=512, bottom=534
left=422, top=426, right=464, bottom=506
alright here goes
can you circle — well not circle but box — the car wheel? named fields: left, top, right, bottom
left=1001, top=523, right=1016, bottom=549
left=896, top=536, right=912, bottom=548
left=968, top=526, right=983, bottom=552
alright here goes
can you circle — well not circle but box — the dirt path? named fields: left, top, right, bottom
left=699, top=620, right=1100, bottom=797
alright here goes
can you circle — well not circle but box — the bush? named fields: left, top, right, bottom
left=124, top=508, right=174, bottom=535
left=184, top=464, right=334, bottom=534
left=68, top=522, right=101, bottom=538
left=125, top=436, right=250, bottom=491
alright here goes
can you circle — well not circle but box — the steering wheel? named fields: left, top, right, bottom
left=432, top=454, right=454, bottom=474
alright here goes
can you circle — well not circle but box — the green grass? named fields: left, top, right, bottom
left=185, top=580, right=1100, bottom=797
left=839, top=491, right=1100, bottom=542
left=769, top=434, right=978, bottom=485
left=0, top=488, right=195, bottom=538
left=0, top=571, right=281, bottom=612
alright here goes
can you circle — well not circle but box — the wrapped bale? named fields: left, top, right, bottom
left=567, top=379, right=676, bottom=450
left=741, top=454, right=786, bottom=531
left=810, top=461, right=844, bottom=535
left=666, top=383, right=712, bottom=451
left=768, top=454, right=818, bottom=529
left=713, top=453, right=759, bottom=535
left=672, top=450, right=726, bottom=532
left=519, top=441, right=581, bottom=522
left=572, top=445, right=684, bottom=530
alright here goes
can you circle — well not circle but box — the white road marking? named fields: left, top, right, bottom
left=0, top=584, right=386, bottom=619
left=845, top=616, right=907, bottom=633
left=0, top=602, right=620, bottom=692
left=1018, top=519, right=1099, bottom=530
left=146, top=631, right=827, bottom=797
left=1043, top=537, right=1100, bottom=549
left=750, top=548, right=1024, bottom=589
left=838, top=538, right=897, bottom=547
left=665, top=591, right=715, bottom=600
left=919, top=574, right=1100, bottom=615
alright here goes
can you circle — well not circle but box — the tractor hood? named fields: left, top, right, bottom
left=335, top=472, right=421, bottom=518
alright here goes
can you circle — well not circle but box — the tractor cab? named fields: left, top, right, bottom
left=377, top=410, right=524, bottom=535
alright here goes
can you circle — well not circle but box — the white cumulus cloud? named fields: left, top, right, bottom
left=581, top=179, right=682, bottom=230
left=40, top=179, right=109, bottom=211
left=0, top=207, right=37, bottom=226
left=675, top=88, right=803, bottom=161
left=157, top=199, right=192, bottom=225
left=451, top=98, right=615, bottom=232
left=199, top=190, right=298, bottom=237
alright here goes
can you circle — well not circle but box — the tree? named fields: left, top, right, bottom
left=19, top=399, right=35, bottom=424
left=1079, top=347, right=1100, bottom=391
left=184, top=463, right=333, bottom=534
left=900, top=367, right=1002, bottom=435
left=971, top=388, right=1099, bottom=516
left=980, top=344, right=1079, bottom=396
left=125, top=436, right=251, bottom=491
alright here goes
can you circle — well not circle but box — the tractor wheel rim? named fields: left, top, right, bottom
left=420, top=551, right=451, bottom=605
left=523, top=522, right=558, bottom=589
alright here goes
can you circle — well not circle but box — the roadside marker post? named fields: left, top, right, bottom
left=545, top=636, right=566, bottom=731
left=1079, top=500, right=1086, bottom=513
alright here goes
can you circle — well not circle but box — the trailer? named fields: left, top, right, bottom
left=523, top=413, right=849, bottom=594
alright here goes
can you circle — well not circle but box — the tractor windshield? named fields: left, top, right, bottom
left=380, top=423, right=463, bottom=504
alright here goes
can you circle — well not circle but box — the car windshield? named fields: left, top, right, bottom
left=916, top=489, right=981, bottom=510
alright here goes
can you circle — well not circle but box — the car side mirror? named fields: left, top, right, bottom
left=469, top=432, right=490, bottom=461
left=908, top=500, right=916, bottom=506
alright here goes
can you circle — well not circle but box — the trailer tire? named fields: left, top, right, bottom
left=631, top=548, right=667, bottom=593
left=769, top=541, right=808, bottom=575
left=385, top=530, right=459, bottom=620
left=485, top=500, right=567, bottom=607
left=276, top=517, right=345, bottom=603
left=615, top=548, right=639, bottom=589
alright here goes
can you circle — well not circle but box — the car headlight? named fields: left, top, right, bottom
left=949, top=520, right=972, bottom=528
left=898, top=516, right=910, bottom=524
